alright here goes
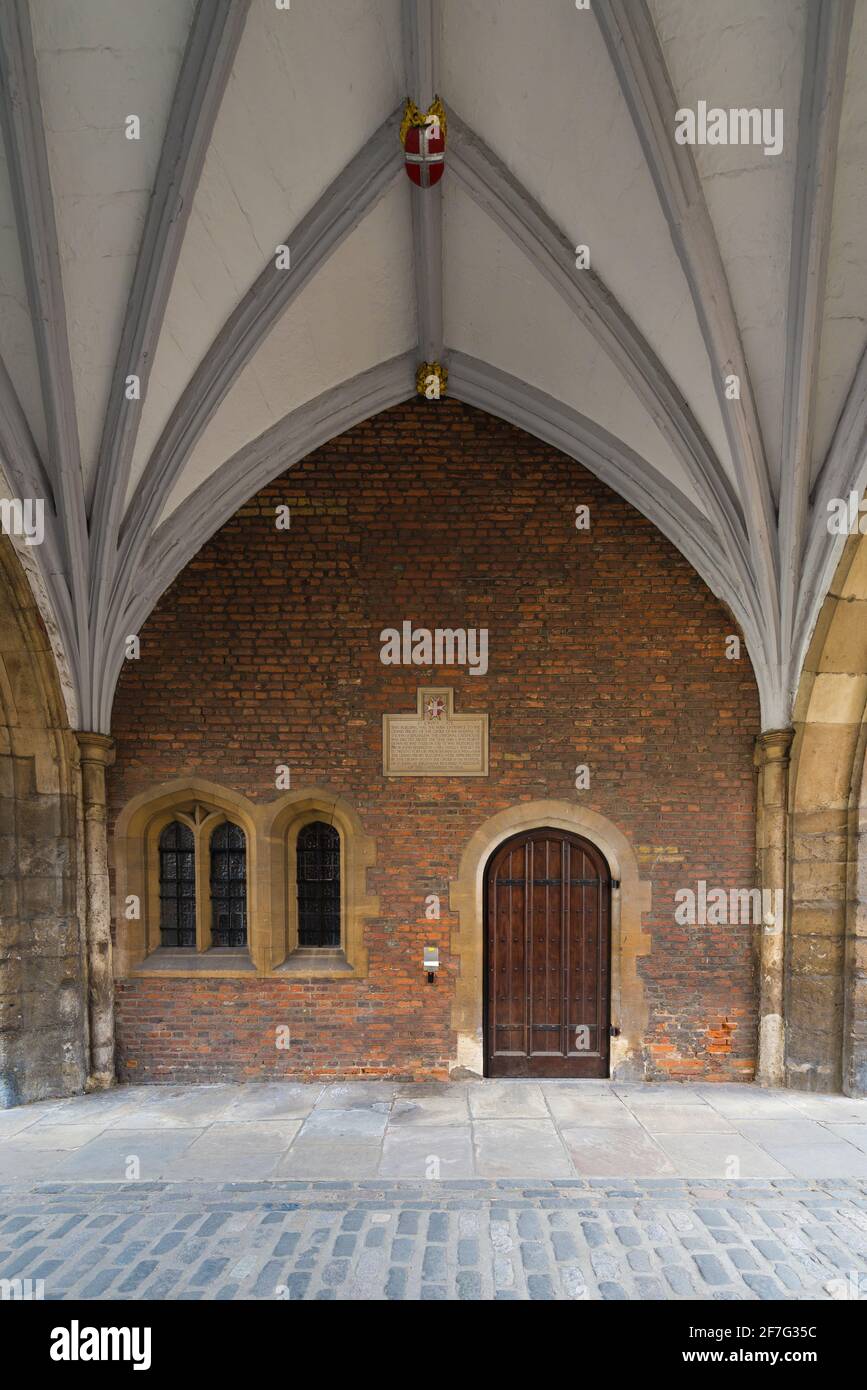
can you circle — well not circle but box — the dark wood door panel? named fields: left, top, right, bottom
left=485, top=829, right=611, bottom=1078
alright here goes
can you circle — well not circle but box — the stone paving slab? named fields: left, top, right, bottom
left=653, top=1133, right=791, bottom=1180
left=0, top=1179, right=865, bottom=1302
left=562, top=1125, right=677, bottom=1177
left=758, top=1142, right=867, bottom=1180
left=162, top=1122, right=303, bottom=1182
left=544, top=1092, right=641, bottom=1127
left=380, top=1125, right=474, bottom=1179
left=830, top=1124, right=867, bottom=1152
left=221, top=1083, right=325, bottom=1123
left=51, top=1130, right=206, bottom=1183
left=274, top=1136, right=382, bottom=1180
left=630, top=1101, right=736, bottom=1134
left=468, top=1081, right=550, bottom=1119
left=473, top=1119, right=574, bottom=1179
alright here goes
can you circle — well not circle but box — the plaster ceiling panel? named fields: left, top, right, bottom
left=813, top=0, right=867, bottom=477
left=441, top=0, right=735, bottom=488
left=158, top=179, right=416, bottom=521
left=649, top=0, right=806, bottom=493
left=0, top=138, right=47, bottom=464
left=130, top=0, right=403, bottom=498
left=444, top=181, right=705, bottom=517
left=29, top=0, right=196, bottom=481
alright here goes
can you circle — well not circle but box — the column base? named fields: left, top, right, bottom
left=755, top=1013, right=785, bottom=1088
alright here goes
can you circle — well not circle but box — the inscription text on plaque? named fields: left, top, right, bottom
left=383, top=688, right=489, bottom=777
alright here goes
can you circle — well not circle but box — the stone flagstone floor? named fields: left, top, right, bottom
left=2, top=1079, right=867, bottom=1184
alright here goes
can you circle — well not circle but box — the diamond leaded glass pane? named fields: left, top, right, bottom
left=297, top=821, right=341, bottom=947
left=209, top=821, right=248, bottom=948
left=159, top=821, right=196, bottom=947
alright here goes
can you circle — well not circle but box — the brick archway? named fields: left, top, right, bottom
left=449, top=800, right=651, bottom=1079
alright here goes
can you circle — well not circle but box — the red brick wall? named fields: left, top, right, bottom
left=110, top=400, right=760, bottom=1083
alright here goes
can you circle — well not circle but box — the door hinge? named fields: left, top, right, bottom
left=611, top=879, right=621, bottom=889
left=609, top=1025, right=621, bottom=1037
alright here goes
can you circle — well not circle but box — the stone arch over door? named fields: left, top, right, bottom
left=789, top=529, right=867, bottom=1095
left=449, top=800, right=651, bottom=1079
left=0, top=538, right=86, bottom=1106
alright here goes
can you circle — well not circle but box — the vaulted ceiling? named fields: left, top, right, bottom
left=0, top=0, right=865, bottom=732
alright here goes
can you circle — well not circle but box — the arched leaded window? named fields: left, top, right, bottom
left=159, top=821, right=196, bottom=948
left=297, top=821, right=340, bottom=947
left=210, top=821, right=248, bottom=947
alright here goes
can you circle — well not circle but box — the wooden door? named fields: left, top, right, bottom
left=485, top=829, right=611, bottom=1077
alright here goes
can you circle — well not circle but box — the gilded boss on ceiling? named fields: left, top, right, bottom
left=400, top=98, right=447, bottom=187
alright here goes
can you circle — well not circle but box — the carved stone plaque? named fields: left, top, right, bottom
left=383, top=688, right=489, bottom=777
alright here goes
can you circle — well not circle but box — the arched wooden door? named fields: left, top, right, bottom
left=485, top=828, right=611, bottom=1077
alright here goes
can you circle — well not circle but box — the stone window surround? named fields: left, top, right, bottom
left=150, top=805, right=249, bottom=957
left=113, top=779, right=377, bottom=980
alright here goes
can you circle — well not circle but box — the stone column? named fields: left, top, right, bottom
left=845, top=753, right=867, bottom=1097
left=77, top=733, right=116, bottom=1090
left=754, top=728, right=794, bottom=1087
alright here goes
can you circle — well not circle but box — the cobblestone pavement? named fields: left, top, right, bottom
left=1, top=1178, right=866, bottom=1301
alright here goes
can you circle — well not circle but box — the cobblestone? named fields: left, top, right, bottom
left=0, top=1179, right=865, bottom=1301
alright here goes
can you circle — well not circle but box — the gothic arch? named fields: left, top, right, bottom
left=0, top=537, right=85, bottom=1105
left=789, top=528, right=867, bottom=1094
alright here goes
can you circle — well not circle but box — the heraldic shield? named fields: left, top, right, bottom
left=401, top=98, right=447, bottom=188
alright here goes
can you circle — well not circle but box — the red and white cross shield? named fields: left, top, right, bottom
left=404, top=116, right=445, bottom=188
